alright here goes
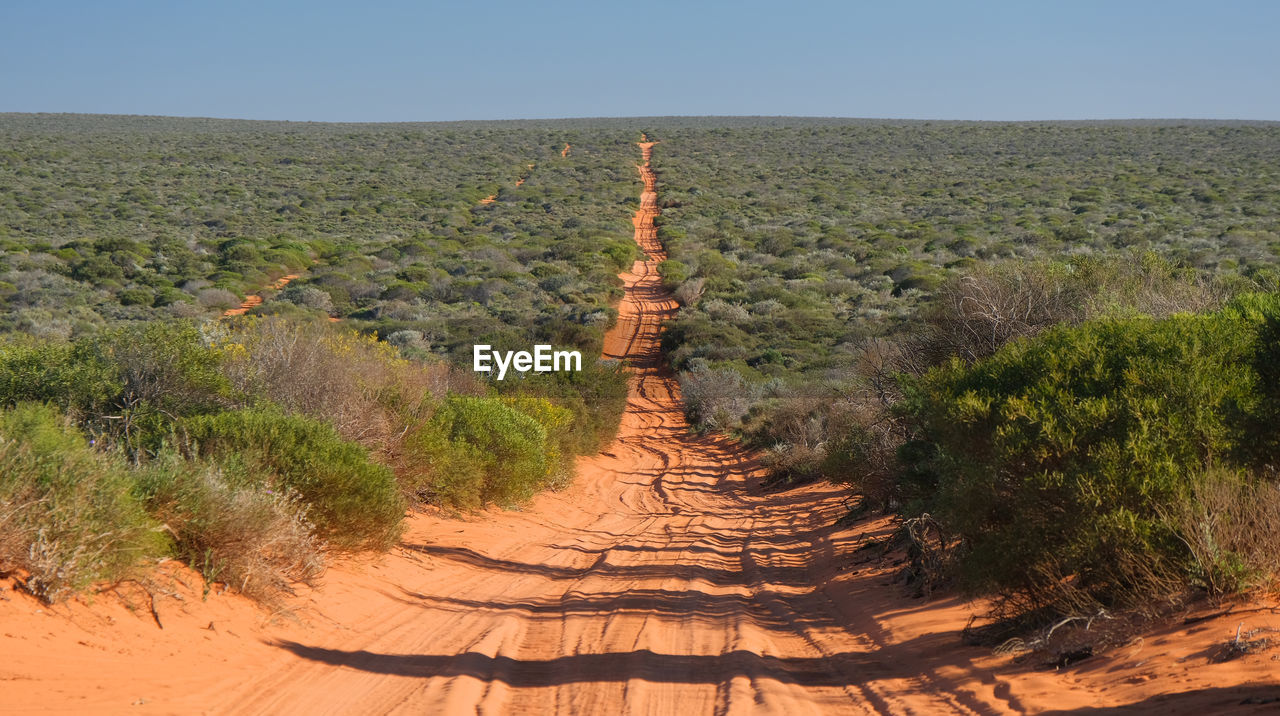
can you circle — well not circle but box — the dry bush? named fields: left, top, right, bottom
left=807, top=338, right=917, bottom=508
left=1167, top=469, right=1280, bottom=596
left=702, top=298, right=750, bottom=324
left=673, top=277, right=706, bottom=306
left=218, top=318, right=458, bottom=454
left=821, top=403, right=904, bottom=509
left=922, top=263, right=1081, bottom=364
left=677, top=364, right=759, bottom=430
left=1084, top=256, right=1229, bottom=320
left=752, top=392, right=837, bottom=485
left=140, top=461, right=325, bottom=602
left=196, top=288, right=240, bottom=311
left=0, top=497, right=34, bottom=570
left=919, top=255, right=1235, bottom=366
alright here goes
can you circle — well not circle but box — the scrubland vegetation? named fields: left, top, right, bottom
left=5, top=113, right=1280, bottom=627
left=646, top=119, right=1280, bottom=626
left=0, top=317, right=624, bottom=602
left=0, top=114, right=634, bottom=602
left=0, top=114, right=640, bottom=360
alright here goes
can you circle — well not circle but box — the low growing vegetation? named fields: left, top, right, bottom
left=0, top=403, right=165, bottom=602
left=0, top=114, right=641, bottom=603
left=899, top=293, right=1280, bottom=617
left=630, top=120, right=1280, bottom=626
left=0, top=317, right=625, bottom=603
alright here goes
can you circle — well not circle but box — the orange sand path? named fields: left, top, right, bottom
left=222, top=274, right=299, bottom=317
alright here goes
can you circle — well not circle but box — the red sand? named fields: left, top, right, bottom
left=222, top=274, right=299, bottom=317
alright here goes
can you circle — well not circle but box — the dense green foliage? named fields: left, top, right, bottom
left=652, top=121, right=1280, bottom=442
left=0, top=114, right=640, bottom=363
left=0, top=321, right=233, bottom=453
left=0, top=403, right=166, bottom=602
left=491, top=362, right=630, bottom=455
left=180, top=408, right=404, bottom=550
left=401, top=395, right=572, bottom=510
left=899, top=294, right=1280, bottom=613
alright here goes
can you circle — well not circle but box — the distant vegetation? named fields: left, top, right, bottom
left=654, top=122, right=1279, bottom=438
left=0, top=114, right=642, bottom=361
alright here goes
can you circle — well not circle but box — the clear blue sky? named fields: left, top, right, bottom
left=2, top=0, right=1277, bottom=122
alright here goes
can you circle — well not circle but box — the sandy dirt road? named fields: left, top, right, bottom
left=233, top=140, right=990, bottom=714
left=222, top=140, right=940, bottom=715
left=222, top=274, right=299, bottom=317
left=6, top=142, right=1280, bottom=714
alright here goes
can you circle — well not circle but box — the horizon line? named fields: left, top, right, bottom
left=2, top=111, right=1278, bottom=126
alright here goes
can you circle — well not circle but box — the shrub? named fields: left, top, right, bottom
left=899, top=293, right=1280, bottom=615
left=678, top=364, right=758, bottom=429
left=673, top=277, right=706, bottom=306
left=276, top=284, right=335, bottom=314
left=493, top=360, right=629, bottom=455
left=0, top=404, right=165, bottom=602
left=657, top=259, right=690, bottom=290
left=180, top=408, right=404, bottom=550
left=118, top=288, right=154, bottom=306
left=2, top=322, right=234, bottom=455
left=218, top=317, right=451, bottom=452
left=919, top=254, right=1232, bottom=365
left=0, top=335, right=118, bottom=417
left=197, top=288, right=241, bottom=310
left=82, top=321, right=233, bottom=453
left=501, top=395, right=575, bottom=489
left=135, top=454, right=324, bottom=602
left=401, top=395, right=556, bottom=509
left=1165, top=468, right=1280, bottom=596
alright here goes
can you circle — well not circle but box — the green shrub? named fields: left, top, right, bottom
left=85, top=321, right=234, bottom=453
left=0, top=403, right=165, bottom=602
left=0, top=321, right=237, bottom=455
left=118, top=288, right=154, bottom=306
left=899, top=293, right=1280, bottom=614
left=494, top=360, right=629, bottom=455
left=398, top=425, right=487, bottom=511
left=501, top=395, right=575, bottom=489
left=402, top=395, right=557, bottom=509
left=657, top=259, right=690, bottom=290
left=0, top=336, right=119, bottom=416
left=180, top=408, right=403, bottom=550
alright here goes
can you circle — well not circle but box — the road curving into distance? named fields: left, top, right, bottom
left=219, top=139, right=996, bottom=715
